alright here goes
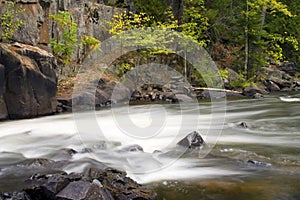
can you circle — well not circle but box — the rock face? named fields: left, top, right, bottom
left=0, top=43, right=57, bottom=119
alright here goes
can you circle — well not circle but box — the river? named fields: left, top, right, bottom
left=0, top=92, right=299, bottom=199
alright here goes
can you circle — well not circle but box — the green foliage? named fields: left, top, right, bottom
left=182, top=0, right=209, bottom=47
left=0, top=0, right=24, bottom=41
left=115, top=63, right=133, bottom=77
left=219, top=69, right=229, bottom=80
left=50, top=11, right=78, bottom=64
left=80, top=35, right=101, bottom=62
left=230, top=74, right=255, bottom=89
left=50, top=11, right=101, bottom=64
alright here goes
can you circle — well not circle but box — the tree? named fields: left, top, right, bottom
left=244, top=0, right=297, bottom=77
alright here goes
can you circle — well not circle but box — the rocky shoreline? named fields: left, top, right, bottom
left=0, top=166, right=156, bottom=200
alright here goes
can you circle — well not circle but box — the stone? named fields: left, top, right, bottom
left=118, top=144, right=144, bottom=152
left=55, top=180, right=115, bottom=200
left=13, top=3, right=44, bottom=46
left=57, top=98, right=72, bottom=113
left=247, top=160, right=272, bottom=168
left=177, top=131, right=206, bottom=150
left=243, top=85, right=268, bottom=98
left=40, top=174, right=70, bottom=199
left=55, top=181, right=91, bottom=200
left=1, top=191, right=31, bottom=200
left=264, top=80, right=280, bottom=92
left=236, top=122, right=248, bottom=129
left=0, top=64, right=8, bottom=120
left=0, top=96, right=8, bottom=120
left=0, top=43, right=57, bottom=119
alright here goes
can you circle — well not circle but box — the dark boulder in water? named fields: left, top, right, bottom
left=236, top=121, right=248, bottom=129
left=177, top=131, right=206, bottom=151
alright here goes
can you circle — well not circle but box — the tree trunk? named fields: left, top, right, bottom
left=258, top=6, right=266, bottom=40
left=244, top=0, right=249, bottom=78
left=172, top=0, right=183, bottom=23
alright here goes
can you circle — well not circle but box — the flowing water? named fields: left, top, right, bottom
left=0, top=92, right=299, bottom=199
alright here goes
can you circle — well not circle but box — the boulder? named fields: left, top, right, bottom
left=0, top=43, right=57, bottom=119
left=88, top=168, right=157, bottom=200
left=0, top=64, right=8, bottom=120
left=243, top=85, right=268, bottom=98
left=177, top=131, right=206, bottom=151
left=264, top=80, right=280, bottom=92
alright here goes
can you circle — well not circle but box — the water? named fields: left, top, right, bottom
left=0, top=93, right=299, bottom=199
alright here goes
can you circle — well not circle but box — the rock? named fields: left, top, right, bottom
left=118, top=145, right=144, bottom=153
left=264, top=80, right=280, bottom=92
left=19, top=158, right=54, bottom=168
left=90, top=168, right=156, bottom=200
left=39, top=174, right=70, bottom=199
left=279, top=62, right=299, bottom=76
left=56, top=181, right=114, bottom=200
left=243, top=85, right=268, bottom=98
left=1, top=191, right=31, bottom=200
left=177, top=131, right=206, bottom=151
left=57, top=98, right=72, bottom=113
left=247, top=160, right=272, bottom=168
left=13, top=3, right=45, bottom=46
left=2, top=166, right=156, bottom=200
left=0, top=96, right=8, bottom=120
left=0, top=43, right=57, bottom=119
left=236, top=122, right=248, bottom=128
left=0, top=64, right=8, bottom=120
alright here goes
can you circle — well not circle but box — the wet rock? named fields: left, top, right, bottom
left=118, top=145, right=144, bottom=153
left=19, top=158, right=54, bottom=168
left=41, top=174, right=70, bottom=199
left=3, top=166, right=156, bottom=200
left=177, top=131, right=206, bottom=151
left=247, top=160, right=272, bottom=168
left=89, top=168, right=156, bottom=200
left=236, top=122, right=248, bottom=129
left=1, top=191, right=31, bottom=200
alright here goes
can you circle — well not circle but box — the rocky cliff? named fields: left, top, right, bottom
left=0, top=0, right=122, bottom=119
